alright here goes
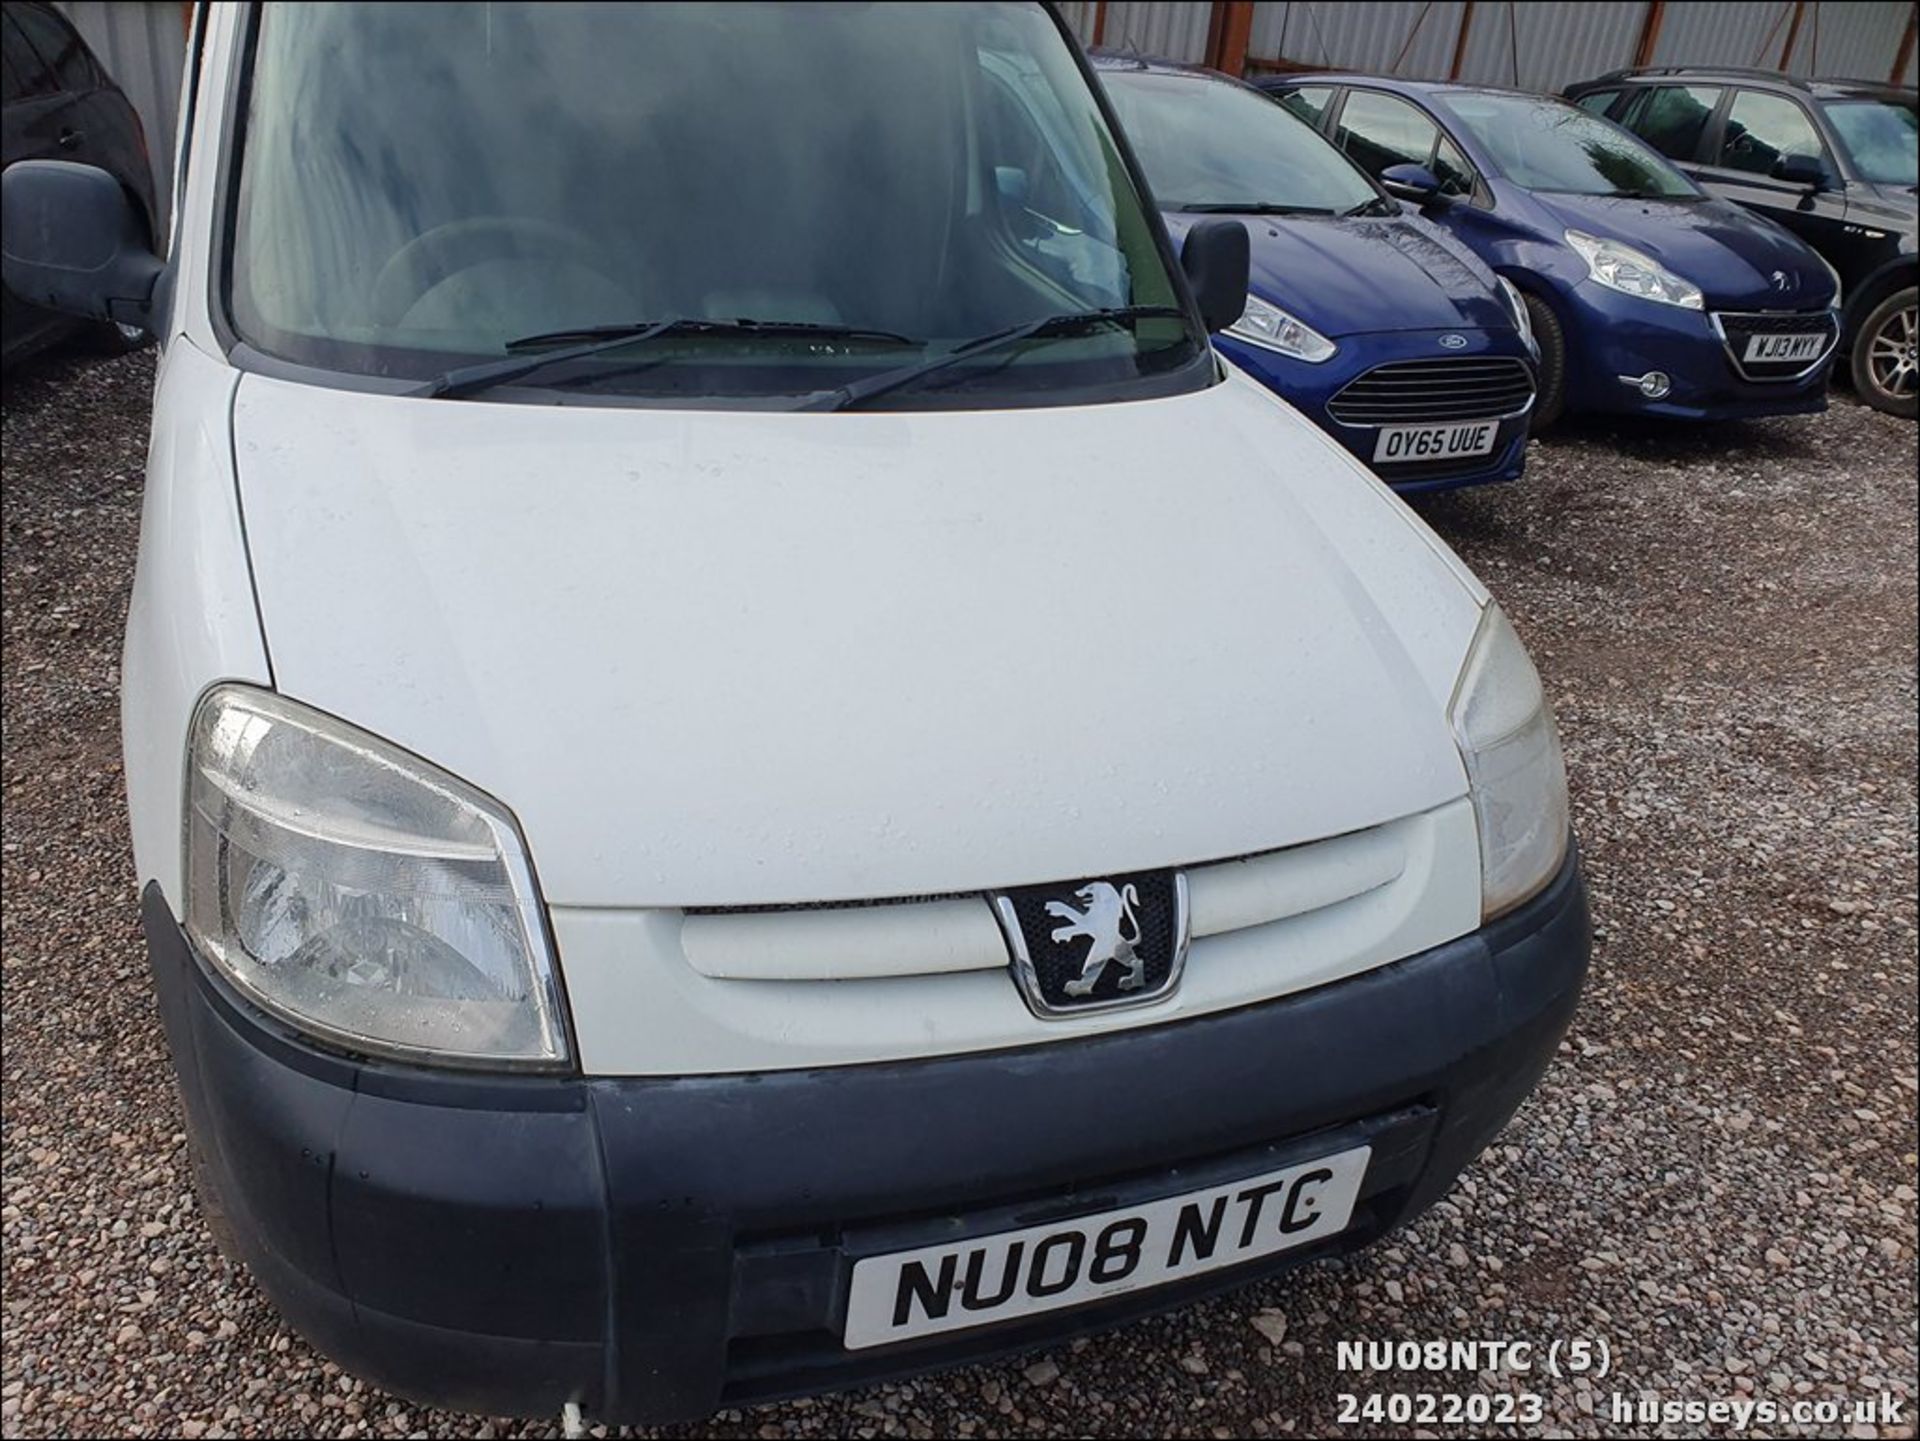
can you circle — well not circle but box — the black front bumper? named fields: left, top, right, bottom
left=145, top=848, right=1590, bottom=1426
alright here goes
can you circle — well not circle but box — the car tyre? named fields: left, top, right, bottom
left=1523, top=294, right=1566, bottom=431
left=1850, top=286, right=1917, bottom=420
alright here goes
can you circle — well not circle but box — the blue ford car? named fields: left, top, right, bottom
left=1259, top=75, right=1842, bottom=426
left=1093, top=55, right=1538, bottom=493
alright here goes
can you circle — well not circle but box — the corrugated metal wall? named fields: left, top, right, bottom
left=53, top=1, right=186, bottom=233
left=1455, top=1, right=1649, bottom=92
left=1056, top=1, right=1103, bottom=44
left=1094, top=1, right=1215, bottom=61
left=1780, top=0, right=1916, bottom=79
left=1647, top=2, right=1917, bottom=84
left=1247, top=0, right=1653, bottom=93
left=1250, top=2, right=1470, bottom=78
left=1649, top=2, right=1795, bottom=69
left=1067, top=0, right=1915, bottom=87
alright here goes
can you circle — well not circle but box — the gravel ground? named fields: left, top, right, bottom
left=3, top=345, right=1916, bottom=1440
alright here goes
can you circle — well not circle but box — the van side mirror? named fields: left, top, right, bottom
left=1771, top=153, right=1832, bottom=191
left=2, top=160, right=163, bottom=331
left=1380, top=163, right=1445, bottom=203
left=1179, top=218, right=1249, bottom=333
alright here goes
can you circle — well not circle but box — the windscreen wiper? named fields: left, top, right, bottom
left=415, top=318, right=918, bottom=400
left=1341, top=197, right=1400, bottom=218
left=797, top=305, right=1188, bottom=413
left=1170, top=202, right=1333, bottom=215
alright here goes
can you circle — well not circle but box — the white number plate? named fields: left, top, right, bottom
left=1372, top=420, right=1499, bottom=464
left=842, top=1145, right=1369, bottom=1349
left=1743, top=332, right=1825, bottom=363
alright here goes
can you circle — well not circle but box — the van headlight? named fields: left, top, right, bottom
left=1226, top=293, right=1337, bottom=362
left=1448, top=606, right=1569, bottom=919
left=1565, top=229, right=1702, bottom=311
left=183, top=686, right=569, bottom=1069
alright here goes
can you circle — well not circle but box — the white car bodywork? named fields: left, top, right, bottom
left=124, top=5, right=1516, bottom=1076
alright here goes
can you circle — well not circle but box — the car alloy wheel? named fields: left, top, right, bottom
left=1866, top=304, right=1915, bottom=398
left=1852, top=286, right=1918, bottom=420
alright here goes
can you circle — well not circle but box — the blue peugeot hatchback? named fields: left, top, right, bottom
left=1092, top=55, right=1538, bottom=493
left=1260, top=76, right=1842, bottom=427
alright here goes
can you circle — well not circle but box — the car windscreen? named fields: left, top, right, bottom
left=1097, top=69, right=1380, bottom=214
left=227, top=1, right=1205, bottom=407
left=1443, top=93, right=1699, bottom=198
left=1820, top=98, right=1919, bottom=186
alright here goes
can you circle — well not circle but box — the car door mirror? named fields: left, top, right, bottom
left=1770, top=153, right=1832, bottom=191
left=1, top=160, right=164, bottom=331
left=1379, top=163, right=1447, bottom=204
left=1180, top=218, right=1250, bottom=333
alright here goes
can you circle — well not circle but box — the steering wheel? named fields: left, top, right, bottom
left=369, top=215, right=638, bottom=328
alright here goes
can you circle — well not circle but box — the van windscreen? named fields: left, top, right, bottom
left=227, top=1, right=1206, bottom=408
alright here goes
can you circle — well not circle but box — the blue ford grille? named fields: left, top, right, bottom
left=1327, top=357, right=1535, bottom=426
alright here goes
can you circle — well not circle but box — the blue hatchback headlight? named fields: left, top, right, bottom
left=1227, top=294, right=1338, bottom=362
left=1565, top=229, right=1703, bottom=311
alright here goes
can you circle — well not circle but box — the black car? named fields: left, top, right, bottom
left=2, top=0, right=157, bottom=365
left=1567, top=66, right=1916, bottom=418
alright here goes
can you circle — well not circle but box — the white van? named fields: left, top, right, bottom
left=1, top=2, right=1587, bottom=1426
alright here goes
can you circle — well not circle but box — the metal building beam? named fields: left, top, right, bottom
left=1632, top=1, right=1667, bottom=68
left=1206, top=0, right=1256, bottom=77
left=1449, top=0, right=1476, bottom=80
left=1777, top=0, right=1807, bottom=70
